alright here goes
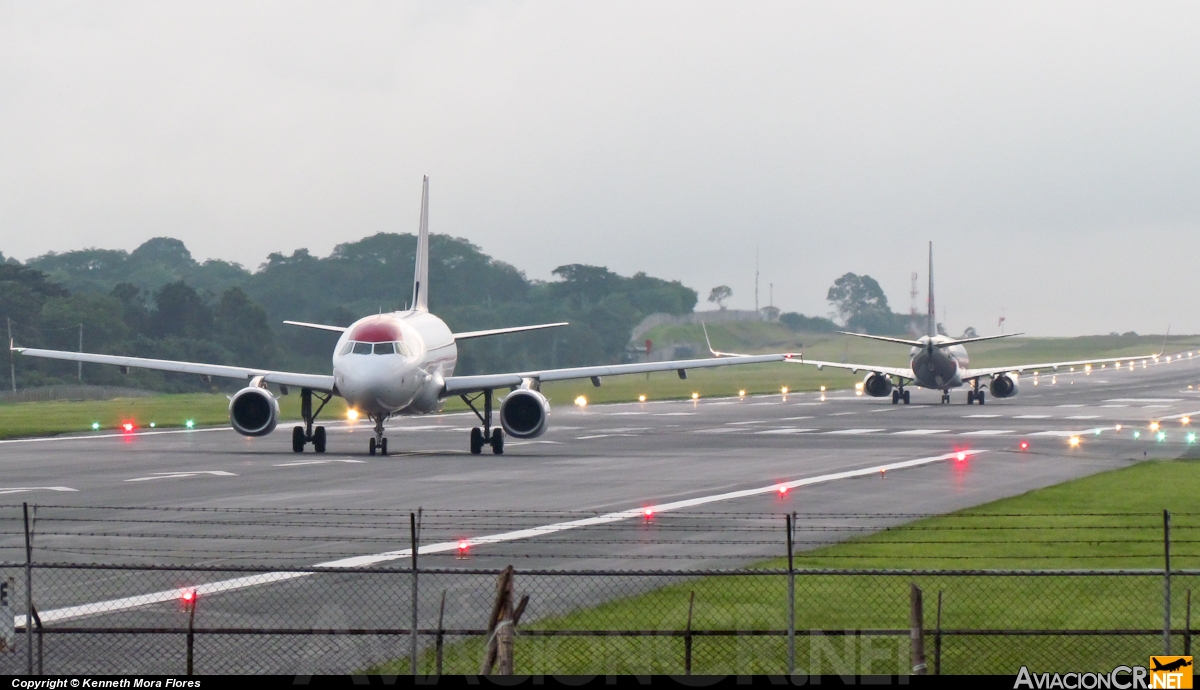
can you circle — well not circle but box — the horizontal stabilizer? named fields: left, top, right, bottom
left=936, top=333, right=1022, bottom=347
left=452, top=322, right=568, bottom=340
left=283, top=321, right=348, bottom=333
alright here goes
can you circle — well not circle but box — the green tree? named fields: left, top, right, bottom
left=707, top=285, right=732, bottom=309
left=826, top=273, right=909, bottom=335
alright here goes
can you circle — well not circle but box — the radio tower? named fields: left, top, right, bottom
left=909, top=272, right=919, bottom=332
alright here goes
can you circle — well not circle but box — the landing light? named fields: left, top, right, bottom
left=638, top=394, right=646, bottom=402
left=574, top=396, right=587, bottom=407
left=1182, top=417, right=1191, bottom=425
left=738, top=390, right=746, bottom=397
left=691, top=392, right=699, bottom=400
left=1115, top=424, right=1122, bottom=431
left=1150, top=422, right=1160, bottom=432
left=1068, top=436, right=1081, bottom=447
left=781, top=386, right=788, bottom=395
left=347, top=408, right=360, bottom=421
left=820, top=386, right=826, bottom=392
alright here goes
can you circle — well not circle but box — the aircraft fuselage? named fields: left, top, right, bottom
left=908, top=335, right=969, bottom=390
left=332, top=311, right=458, bottom=416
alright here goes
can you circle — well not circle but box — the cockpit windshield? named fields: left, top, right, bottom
left=340, top=340, right=413, bottom=357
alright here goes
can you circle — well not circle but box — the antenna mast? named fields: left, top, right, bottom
left=754, top=247, right=760, bottom=313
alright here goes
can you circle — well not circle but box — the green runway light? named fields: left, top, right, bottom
left=91, top=422, right=100, bottom=430
left=1133, top=431, right=1141, bottom=439
left=149, top=422, right=156, bottom=428
left=185, top=419, right=195, bottom=429
left=1157, top=432, right=1166, bottom=442
left=1189, top=433, right=1196, bottom=444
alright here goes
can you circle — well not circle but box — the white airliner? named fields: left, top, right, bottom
left=14, top=178, right=784, bottom=455
left=711, top=243, right=1160, bottom=405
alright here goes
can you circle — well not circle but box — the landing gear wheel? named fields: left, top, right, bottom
left=380, top=438, right=388, bottom=456
left=470, top=427, right=484, bottom=455
left=977, top=390, right=986, bottom=405
left=490, top=428, right=504, bottom=455
left=967, top=390, right=976, bottom=404
left=369, top=437, right=377, bottom=456
left=292, top=426, right=305, bottom=453
left=903, top=390, right=911, bottom=405
left=313, top=426, right=326, bottom=453
left=941, top=393, right=950, bottom=404
left=892, top=390, right=900, bottom=405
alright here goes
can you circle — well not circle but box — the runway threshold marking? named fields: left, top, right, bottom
left=15, top=449, right=985, bottom=627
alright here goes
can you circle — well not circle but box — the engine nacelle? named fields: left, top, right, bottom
left=862, top=372, right=894, bottom=398
left=989, top=374, right=1019, bottom=399
left=500, top=388, right=550, bottom=439
left=229, top=386, right=280, bottom=437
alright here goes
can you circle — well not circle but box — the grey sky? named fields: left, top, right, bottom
left=2, top=2, right=1198, bottom=335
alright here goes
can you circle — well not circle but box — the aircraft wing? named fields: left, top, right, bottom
left=960, top=354, right=1158, bottom=381
left=12, top=347, right=337, bottom=392
left=442, top=354, right=787, bottom=396
left=786, top=358, right=915, bottom=380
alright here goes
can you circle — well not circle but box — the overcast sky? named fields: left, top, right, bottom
left=2, top=2, right=1198, bottom=335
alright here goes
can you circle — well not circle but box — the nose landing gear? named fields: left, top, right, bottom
left=461, top=389, right=505, bottom=455
left=369, top=415, right=389, bottom=456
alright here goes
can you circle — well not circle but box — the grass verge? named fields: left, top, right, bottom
left=371, top=460, right=1200, bottom=675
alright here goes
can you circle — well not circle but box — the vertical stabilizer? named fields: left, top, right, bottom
left=927, top=241, right=936, bottom=337
left=412, top=176, right=430, bottom=312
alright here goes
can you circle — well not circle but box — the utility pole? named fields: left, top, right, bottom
left=77, top=324, right=83, bottom=382
left=7, top=317, right=14, bottom=393
left=769, top=283, right=773, bottom=308
left=754, top=247, right=760, bottom=313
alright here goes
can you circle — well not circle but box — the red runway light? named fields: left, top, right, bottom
left=778, top=485, right=788, bottom=495
left=643, top=507, right=654, bottom=518
left=122, top=422, right=134, bottom=432
left=181, top=589, right=196, bottom=605
left=956, top=451, right=967, bottom=462
left=1019, top=441, right=1029, bottom=451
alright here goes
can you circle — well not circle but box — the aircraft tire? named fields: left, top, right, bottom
left=892, top=391, right=900, bottom=404
left=978, top=391, right=986, bottom=405
left=967, top=391, right=975, bottom=404
left=490, top=428, right=504, bottom=455
left=369, top=437, right=377, bottom=456
left=380, top=438, right=388, bottom=455
left=903, top=390, right=910, bottom=404
left=470, top=427, right=484, bottom=455
left=292, top=426, right=305, bottom=453
left=313, top=426, right=326, bottom=453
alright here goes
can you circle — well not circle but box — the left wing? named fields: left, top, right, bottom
left=452, top=322, right=569, bottom=340
left=12, top=347, right=336, bottom=392
left=442, top=354, right=786, bottom=396
left=700, top=324, right=913, bottom=381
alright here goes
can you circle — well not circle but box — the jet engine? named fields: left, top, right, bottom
left=229, top=386, right=280, bottom=437
left=500, top=388, right=550, bottom=439
left=989, top=374, right=1019, bottom=399
left=862, top=372, right=894, bottom=398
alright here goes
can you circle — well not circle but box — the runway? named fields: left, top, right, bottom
left=0, top=353, right=1198, bottom=673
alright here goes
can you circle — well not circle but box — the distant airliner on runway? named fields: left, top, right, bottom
left=14, top=177, right=783, bottom=455
left=711, top=242, right=1161, bottom=405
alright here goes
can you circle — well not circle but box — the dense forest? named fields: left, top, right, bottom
left=1, top=235, right=701, bottom=391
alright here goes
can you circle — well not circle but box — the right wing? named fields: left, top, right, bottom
left=442, top=354, right=786, bottom=396
left=700, top=324, right=913, bottom=381
left=283, top=320, right=348, bottom=333
left=452, top=322, right=569, bottom=340
left=12, top=347, right=336, bottom=392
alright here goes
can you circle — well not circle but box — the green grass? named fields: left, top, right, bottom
left=0, top=392, right=353, bottom=440
left=373, top=461, right=1200, bottom=675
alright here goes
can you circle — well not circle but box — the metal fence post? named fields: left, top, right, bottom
left=786, top=512, right=795, bottom=676
left=436, top=590, right=446, bottom=676
left=684, top=591, right=694, bottom=675
left=1164, top=509, right=1171, bottom=655
left=910, top=584, right=926, bottom=675
left=22, top=503, right=32, bottom=675
left=1185, top=589, right=1192, bottom=657
left=934, top=591, right=943, bottom=676
left=410, top=511, right=420, bottom=676
left=185, top=591, right=197, bottom=675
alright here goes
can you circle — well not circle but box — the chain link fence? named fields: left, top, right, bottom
left=0, top=505, right=1193, bottom=675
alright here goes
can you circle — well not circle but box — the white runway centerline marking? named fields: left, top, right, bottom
left=1065, top=415, right=1100, bottom=419
left=1013, top=415, right=1050, bottom=419
left=891, top=429, right=950, bottom=435
left=963, top=414, right=1000, bottom=418
left=824, top=428, right=884, bottom=435
left=274, top=459, right=366, bottom=467
left=0, top=486, right=77, bottom=495
left=17, top=450, right=985, bottom=627
left=959, top=430, right=1014, bottom=436
left=755, top=428, right=817, bottom=435
left=125, top=471, right=238, bottom=482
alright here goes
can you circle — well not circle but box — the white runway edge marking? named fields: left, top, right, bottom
left=15, top=450, right=984, bottom=627
left=824, top=429, right=884, bottom=435
left=0, top=487, right=77, bottom=496
left=0, top=427, right=230, bottom=444
left=891, top=429, right=949, bottom=435
left=274, top=459, right=366, bottom=467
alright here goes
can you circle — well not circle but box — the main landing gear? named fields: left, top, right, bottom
left=891, top=387, right=911, bottom=405
left=967, top=386, right=986, bottom=405
left=461, top=389, right=504, bottom=455
left=941, top=390, right=951, bottom=404
left=369, top=414, right=389, bottom=456
left=292, top=388, right=330, bottom=453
